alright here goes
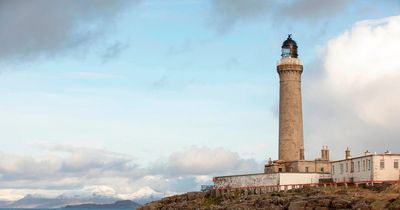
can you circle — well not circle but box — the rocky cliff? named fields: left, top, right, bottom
left=139, top=183, right=400, bottom=210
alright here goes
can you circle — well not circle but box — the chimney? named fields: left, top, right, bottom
left=365, top=150, right=371, bottom=156
left=345, top=147, right=351, bottom=160
left=321, top=146, right=330, bottom=160
left=268, top=157, right=273, bottom=165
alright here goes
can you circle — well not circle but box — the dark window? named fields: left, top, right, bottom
left=380, top=160, right=385, bottom=169
left=368, top=159, right=371, bottom=171
left=363, top=160, right=366, bottom=171
left=282, top=48, right=290, bottom=57
left=394, top=160, right=398, bottom=169
left=320, top=167, right=324, bottom=172
left=351, top=162, right=354, bottom=172
left=305, top=167, right=309, bottom=172
left=278, top=168, right=283, bottom=172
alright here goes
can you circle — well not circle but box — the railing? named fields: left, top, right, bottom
left=208, top=180, right=400, bottom=197
left=277, top=57, right=302, bottom=65
left=201, top=185, right=214, bottom=192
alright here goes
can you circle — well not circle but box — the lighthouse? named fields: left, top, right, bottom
left=277, top=34, right=304, bottom=162
left=264, top=35, right=330, bottom=173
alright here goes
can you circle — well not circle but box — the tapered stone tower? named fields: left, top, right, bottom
left=277, top=34, right=304, bottom=162
left=265, top=35, right=330, bottom=173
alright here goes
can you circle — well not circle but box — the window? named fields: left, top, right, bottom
left=279, top=168, right=283, bottom=172
left=380, top=160, right=385, bottom=170
left=363, top=160, right=366, bottom=171
left=346, top=163, right=348, bottom=172
left=321, top=167, right=324, bottom=172
left=357, top=161, right=360, bottom=172
left=394, top=160, right=399, bottom=169
left=368, top=159, right=371, bottom=171
left=351, top=162, right=354, bottom=172
left=340, top=164, right=344, bottom=174
left=282, top=48, right=290, bottom=57
left=305, top=167, right=309, bottom=172
left=332, top=165, right=335, bottom=174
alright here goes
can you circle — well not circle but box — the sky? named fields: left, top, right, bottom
left=0, top=0, right=400, bottom=201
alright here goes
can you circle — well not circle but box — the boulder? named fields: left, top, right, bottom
left=288, top=200, right=307, bottom=210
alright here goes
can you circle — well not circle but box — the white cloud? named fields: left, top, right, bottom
left=160, top=146, right=261, bottom=176
left=323, top=16, right=400, bottom=91
left=0, top=145, right=259, bottom=201
left=0, top=188, right=63, bottom=201
left=305, top=15, right=400, bottom=159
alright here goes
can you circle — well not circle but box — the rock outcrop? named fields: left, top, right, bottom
left=139, top=183, right=400, bottom=210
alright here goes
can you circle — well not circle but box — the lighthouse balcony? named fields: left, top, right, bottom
left=277, top=57, right=302, bottom=65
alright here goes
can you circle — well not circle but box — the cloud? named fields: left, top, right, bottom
left=0, top=0, right=139, bottom=60
left=0, top=146, right=141, bottom=184
left=277, top=0, right=349, bottom=21
left=208, top=0, right=374, bottom=33
left=208, top=0, right=272, bottom=33
left=0, top=145, right=260, bottom=201
left=304, top=15, right=400, bottom=159
left=154, top=146, right=261, bottom=176
left=101, top=42, right=130, bottom=62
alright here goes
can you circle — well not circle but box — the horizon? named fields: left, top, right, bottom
left=0, top=0, right=400, bottom=203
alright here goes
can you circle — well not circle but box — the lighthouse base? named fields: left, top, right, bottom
left=264, top=159, right=331, bottom=173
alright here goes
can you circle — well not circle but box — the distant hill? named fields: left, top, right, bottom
left=0, top=200, right=12, bottom=207
left=3, top=194, right=118, bottom=209
left=0, top=185, right=165, bottom=208
left=64, top=200, right=141, bottom=209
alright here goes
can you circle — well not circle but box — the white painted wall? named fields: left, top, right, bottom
left=279, top=173, right=321, bottom=185
left=214, top=173, right=328, bottom=189
left=213, top=173, right=279, bottom=188
left=373, top=155, right=400, bottom=181
left=331, top=154, right=400, bottom=182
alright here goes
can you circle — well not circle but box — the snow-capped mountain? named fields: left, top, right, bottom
left=119, top=186, right=164, bottom=204
left=59, top=185, right=118, bottom=199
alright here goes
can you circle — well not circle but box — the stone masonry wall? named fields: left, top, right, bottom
left=277, top=62, right=304, bottom=162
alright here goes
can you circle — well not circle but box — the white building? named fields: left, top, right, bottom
left=331, top=149, right=400, bottom=183
left=213, top=172, right=330, bottom=189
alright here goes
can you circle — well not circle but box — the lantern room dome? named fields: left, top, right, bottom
left=281, top=34, right=298, bottom=58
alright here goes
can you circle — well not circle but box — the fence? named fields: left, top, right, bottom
left=209, top=179, right=400, bottom=198
left=201, top=185, right=214, bottom=192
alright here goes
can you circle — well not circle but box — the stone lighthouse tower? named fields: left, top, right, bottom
left=277, top=34, right=304, bottom=162
left=264, top=35, right=330, bottom=173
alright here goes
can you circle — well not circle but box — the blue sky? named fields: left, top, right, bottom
left=0, top=0, right=399, bottom=200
